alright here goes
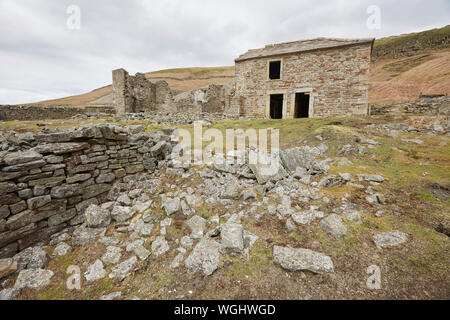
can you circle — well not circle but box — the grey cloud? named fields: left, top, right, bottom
left=0, top=0, right=448, bottom=104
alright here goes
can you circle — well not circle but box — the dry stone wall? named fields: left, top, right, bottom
left=0, top=105, right=115, bottom=122
left=370, top=96, right=450, bottom=116
left=0, top=124, right=177, bottom=258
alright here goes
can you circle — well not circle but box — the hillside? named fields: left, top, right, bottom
left=370, top=25, right=450, bottom=102
left=30, top=67, right=235, bottom=107
left=30, top=25, right=450, bottom=107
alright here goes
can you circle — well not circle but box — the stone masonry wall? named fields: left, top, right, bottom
left=234, top=43, right=372, bottom=118
left=112, top=68, right=176, bottom=114
left=0, top=105, right=115, bottom=122
left=0, top=124, right=177, bottom=258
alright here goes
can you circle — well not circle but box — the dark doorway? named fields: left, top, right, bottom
left=269, top=61, right=281, bottom=79
left=294, top=93, right=310, bottom=118
left=270, top=94, right=283, bottom=119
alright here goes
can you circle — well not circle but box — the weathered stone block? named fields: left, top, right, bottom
left=3, top=150, right=43, bottom=166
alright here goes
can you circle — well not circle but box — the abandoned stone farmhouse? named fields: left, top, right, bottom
left=112, top=37, right=375, bottom=119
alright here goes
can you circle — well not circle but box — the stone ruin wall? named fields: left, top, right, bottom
left=370, top=96, right=450, bottom=116
left=112, top=69, right=241, bottom=117
left=0, top=105, right=116, bottom=122
left=112, top=68, right=176, bottom=114
left=0, top=124, right=177, bottom=258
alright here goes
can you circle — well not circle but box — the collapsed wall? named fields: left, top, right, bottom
left=112, top=68, right=175, bottom=114
left=112, top=68, right=241, bottom=117
left=0, top=124, right=177, bottom=258
left=173, top=82, right=241, bottom=116
left=370, top=96, right=450, bottom=116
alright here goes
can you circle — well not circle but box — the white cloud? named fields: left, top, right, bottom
left=0, top=0, right=448, bottom=104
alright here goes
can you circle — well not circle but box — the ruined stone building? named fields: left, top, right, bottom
left=234, top=38, right=374, bottom=118
left=112, top=37, right=374, bottom=118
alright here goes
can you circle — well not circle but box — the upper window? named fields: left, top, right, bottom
left=269, top=60, right=281, bottom=80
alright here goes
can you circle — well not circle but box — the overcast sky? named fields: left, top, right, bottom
left=0, top=0, right=448, bottom=104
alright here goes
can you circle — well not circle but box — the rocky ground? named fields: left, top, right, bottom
left=0, top=112, right=449, bottom=300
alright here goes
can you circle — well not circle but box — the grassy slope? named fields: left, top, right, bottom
left=29, top=26, right=449, bottom=107
left=7, top=115, right=449, bottom=300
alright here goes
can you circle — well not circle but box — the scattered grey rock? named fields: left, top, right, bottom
left=318, top=175, right=344, bottom=188
left=0, top=288, right=20, bottom=300
left=358, top=174, right=386, bottom=183
left=52, top=243, right=72, bottom=256
left=132, top=244, right=150, bottom=261
left=291, top=207, right=324, bottom=225
left=221, top=182, right=241, bottom=200
left=373, top=232, right=408, bottom=249
left=220, top=223, right=244, bottom=253
left=185, top=238, right=221, bottom=276
left=319, top=214, right=347, bottom=237
left=273, top=246, right=334, bottom=273
left=375, top=210, right=384, bottom=217
left=101, top=246, right=122, bottom=265
left=293, top=167, right=312, bottom=184
left=285, top=218, right=297, bottom=231
left=13, top=246, right=49, bottom=270
left=243, top=230, right=259, bottom=248
left=337, top=157, right=352, bottom=166
left=100, top=292, right=122, bottom=300
left=98, top=236, right=120, bottom=246
left=72, top=227, right=103, bottom=246
left=109, top=256, right=137, bottom=281
left=402, top=138, right=424, bottom=144
left=160, top=218, right=172, bottom=227
left=151, top=236, right=169, bottom=256
left=343, top=210, right=362, bottom=223
left=84, top=259, right=106, bottom=282
left=180, top=236, right=194, bottom=249
left=14, top=269, right=54, bottom=289
left=111, top=206, right=135, bottom=222
left=243, top=190, right=257, bottom=201
left=186, top=215, right=209, bottom=239
left=170, top=253, right=185, bottom=269
left=85, top=204, right=111, bottom=228
left=162, top=197, right=181, bottom=215
left=116, top=194, right=132, bottom=206
left=365, top=194, right=380, bottom=204
left=129, top=219, right=154, bottom=236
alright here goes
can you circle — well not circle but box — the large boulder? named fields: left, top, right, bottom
left=273, top=246, right=334, bottom=273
